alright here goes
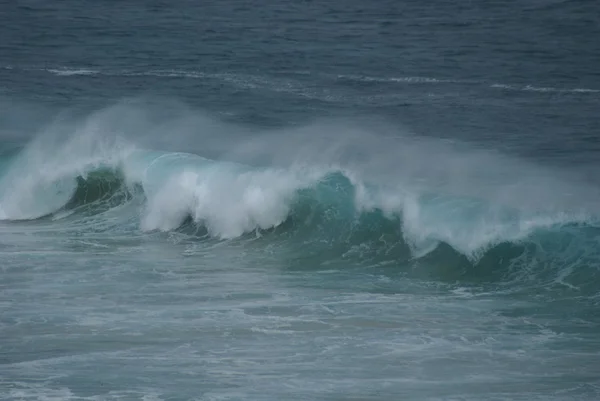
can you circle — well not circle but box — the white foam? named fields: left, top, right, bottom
left=139, top=163, right=326, bottom=238
left=350, top=173, right=592, bottom=260
left=46, top=68, right=99, bottom=76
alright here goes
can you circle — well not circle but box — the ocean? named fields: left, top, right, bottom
left=1, top=1, right=600, bottom=400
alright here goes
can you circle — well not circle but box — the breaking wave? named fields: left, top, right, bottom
left=1, top=101, right=599, bottom=290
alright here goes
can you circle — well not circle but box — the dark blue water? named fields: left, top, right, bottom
left=1, top=1, right=600, bottom=400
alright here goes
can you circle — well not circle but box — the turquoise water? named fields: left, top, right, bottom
left=2, top=1, right=600, bottom=400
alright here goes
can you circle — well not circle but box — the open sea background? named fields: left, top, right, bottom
left=1, top=0, right=600, bottom=400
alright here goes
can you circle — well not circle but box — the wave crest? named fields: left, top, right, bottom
left=1, top=102, right=599, bottom=278
left=3, top=147, right=592, bottom=262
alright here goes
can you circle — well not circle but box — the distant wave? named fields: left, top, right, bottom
left=335, top=74, right=463, bottom=84
left=41, top=67, right=453, bottom=84
left=27, top=66, right=599, bottom=96
left=338, top=75, right=599, bottom=93
left=46, top=68, right=100, bottom=76
left=490, top=83, right=600, bottom=94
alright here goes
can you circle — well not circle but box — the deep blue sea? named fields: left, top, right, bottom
left=1, top=1, right=600, bottom=400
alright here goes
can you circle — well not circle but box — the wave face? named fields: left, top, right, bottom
left=1, top=102, right=600, bottom=293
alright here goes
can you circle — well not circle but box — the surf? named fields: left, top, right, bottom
left=0, top=146, right=597, bottom=261
left=0, top=100, right=599, bottom=292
